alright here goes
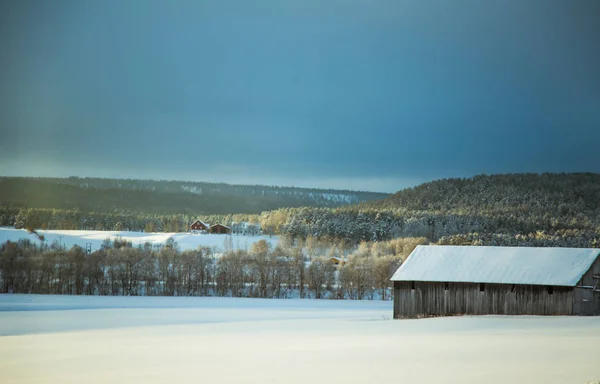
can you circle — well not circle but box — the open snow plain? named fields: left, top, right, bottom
left=0, top=227, right=278, bottom=252
left=1, top=295, right=599, bottom=384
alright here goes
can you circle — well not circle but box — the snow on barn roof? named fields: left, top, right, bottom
left=391, top=245, right=600, bottom=287
left=210, top=223, right=230, bottom=229
left=191, top=220, right=210, bottom=227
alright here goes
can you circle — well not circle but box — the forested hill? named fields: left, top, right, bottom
left=360, top=173, right=600, bottom=216
left=0, top=177, right=387, bottom=215
left=273, top=173, right=600, bottom=248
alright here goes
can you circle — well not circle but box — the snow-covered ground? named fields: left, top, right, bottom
left=0, top=227, right=278, bottom=252
left=1, top=295, right=599, bottom=384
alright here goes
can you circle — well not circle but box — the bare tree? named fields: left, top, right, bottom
left=250, top=240, right=272, bottom=297
left=307, top=257, right=335, bottom=299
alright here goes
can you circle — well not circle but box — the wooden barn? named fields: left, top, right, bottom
left=391, top=245, right=600, bottom=318
left=190, top=220, right=209, bottom=233
left=208, top=223, right=231, bottom=234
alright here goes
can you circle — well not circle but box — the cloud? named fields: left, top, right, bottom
left=1, top=0, right=599, bottom=192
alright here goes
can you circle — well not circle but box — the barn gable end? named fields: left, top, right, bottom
left=574, top=254, right=600, bottom=316
left=208, top=223, right=231, bottom=234
left=190, top=220, right=210, bottom=232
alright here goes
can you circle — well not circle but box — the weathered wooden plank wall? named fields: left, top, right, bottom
left=393, top=281, right=574, bottom=318
left=574, top=256, right=600, bottom=316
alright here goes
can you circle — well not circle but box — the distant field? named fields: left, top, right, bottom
left=0, top=295, right=599, bottom=384
left=0, top=227, right=278, bottom=252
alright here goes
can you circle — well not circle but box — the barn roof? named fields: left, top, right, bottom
left=209, top=223, right=230, bottom=229
left=391, top=245, right=600, bottom=287
left=191, top=220, right=209, bottom=227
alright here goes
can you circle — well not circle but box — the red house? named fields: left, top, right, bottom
left=190, top=220, right=209, bottom=232
left=208, top=223, right=231, bottom=234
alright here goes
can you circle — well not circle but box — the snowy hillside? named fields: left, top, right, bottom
left=0, top=228, right=278, bottom=253
left=1, top=295, right=599, bottom=384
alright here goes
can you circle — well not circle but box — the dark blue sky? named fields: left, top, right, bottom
left=1, top=0, right=599, bottom=192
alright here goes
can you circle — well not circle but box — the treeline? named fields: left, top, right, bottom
left=0, top=237, right=425, bottom=299
left=6, top=203, right=598, bottom=249
left=0, top=177, right=386, bottom=215
left=268, top=173, right=600, bottom=246
left=3, top=207, right=260, bottom=233
left=364, top=173, right=600, bottom=216
left=40, top=176, right=385, bottom=202
left=3, top=173, right=600, bottom=249
left=437, top=230, right=600, bottom=248
left=271, top=207, right=600, bottom=247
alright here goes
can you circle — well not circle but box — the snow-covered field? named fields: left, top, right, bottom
left=0, top=295, right=599, bottom=384
left=0, top=227, right=278, bottom=252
